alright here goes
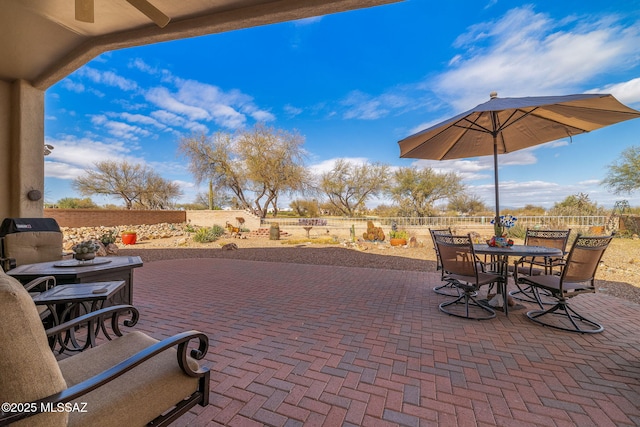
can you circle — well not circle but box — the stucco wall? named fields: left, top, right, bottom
left=186, top=210, right=261, bottom=230
left=43, top=209, right=261, bottom=230
left=44, top=209, right=186, bottom=227
left=12, top=80, right=45, bottom=218
left=0, top=80, right=9, bottom=221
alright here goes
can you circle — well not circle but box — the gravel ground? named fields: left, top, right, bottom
left=118, top=234, right=640, bottom=306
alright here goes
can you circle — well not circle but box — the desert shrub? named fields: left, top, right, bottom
left=193, top=225, right=225, bottom=243
left=506, top=223, right=527, bottom=239
left=211, top=224, right=226, bottom=238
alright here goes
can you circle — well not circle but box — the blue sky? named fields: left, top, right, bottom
left=44, top=0, right=640, bottom=210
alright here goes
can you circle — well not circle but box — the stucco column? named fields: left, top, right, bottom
left=0, top=80, right=10, bottom=220
left=8, top=80, right=45, bottom=218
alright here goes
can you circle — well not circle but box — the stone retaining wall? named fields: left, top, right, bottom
left=61, top=223, right=191, bottom=250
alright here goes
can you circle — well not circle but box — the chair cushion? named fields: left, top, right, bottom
left=59, top=331, right=201, bottom=427
left=448, top=271, right=502, bottom=288
left=4, top=231, right=63, bottom=267
left=524, top=274, right=594, bottom=295
left=0, top=270, right=68, bottom=427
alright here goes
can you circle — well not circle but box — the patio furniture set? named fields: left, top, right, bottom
left=0, top=218, right=211, bottom=426
left=429, top=227, right=614, bottom=333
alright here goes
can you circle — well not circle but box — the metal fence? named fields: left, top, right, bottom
left=261, top=216, right=609, bottom=229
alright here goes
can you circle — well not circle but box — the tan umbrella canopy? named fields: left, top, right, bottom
left=398, top=92, right=640, bottom=223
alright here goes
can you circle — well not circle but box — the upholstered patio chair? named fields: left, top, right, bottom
left=520, top=233, right=614, bottom=333
left=510, top=229, right=571, bottom=303
left=0, top=268, right=210, bottom=427
left=435, top=234, right=504, bottom=320
left=0, top=218, right=64, bottom=271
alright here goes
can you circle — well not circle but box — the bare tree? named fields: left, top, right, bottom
left=73, top=160, right=145, bottom=209
left=388, top=167, right=465, bottom=217
left=73, top=160, right=182, bottom=209
left=319, top=160, right=389, bottom=217
left=136, top=173, right=182, bottom=209
left=178, top=124, right=309, bottom=217
left=193, top=189, right=232, bottom=210
left=447, top=193, right=488, bottom=215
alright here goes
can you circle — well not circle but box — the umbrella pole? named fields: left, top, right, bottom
left=493, top=134, right=500, bottom=230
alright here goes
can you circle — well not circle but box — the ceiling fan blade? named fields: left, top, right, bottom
left=75, top=0, right=94, bottom=23
left=126, top=0, right=171, bottom=28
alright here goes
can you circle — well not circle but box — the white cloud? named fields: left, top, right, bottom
left=129, top=58, right=158, bottom=74
left=151, top=110, right=185, bottom=126
left=308, top=157, right=369, bottom=175
left=146, top=87, right=210, bottom=121
left=341, top=89, right=422, bottom=121
left=410, top=149, right=537, bottom=179
left=284, top=104, right=303, bottom=117
left=431, top=6, right=640, bottom=110
left=43, top=135, right=144, bottom=181
left=293, top=16, right=322, bottom=26
left=120, top=112, right=168, bottom=130
left=91, top=115, right=107, bottom=126
left=143, top=80, right=274, bottom=130
left=90, top=114, right=152, bottom=140
left=342, top=91, right=389, bottom=120
left=104, top=121, right=151, bottom=140
left=466, top=178, right=630, bottom=209
left=44, top=161, right=87, bottom=180
left=77, top=67, right=138, bottom=91
left=484, top=0, right=497, bottom=9
left=592, top=77, right=640, bottom=106
left=61, top=79, right=85, bottom=93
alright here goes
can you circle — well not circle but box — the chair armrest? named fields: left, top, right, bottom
left=475, top=255, right=506, bottom=274
left=0, top=255, right=16, bottom=272
left=0, top=331, right=209, bottom=426
left=46, top=305, right=140, bottom=353
left=24, top=275, right=57, bottom=292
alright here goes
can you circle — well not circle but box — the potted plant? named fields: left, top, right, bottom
left=120, top=230, right=137, bottom=245
left=72, top=240, right=100, bottom=261
left=389, top=230, right=409, bottom=246
left=488, top=215, right=516, bottom=247
left=100, top=229, right=117, bottom=246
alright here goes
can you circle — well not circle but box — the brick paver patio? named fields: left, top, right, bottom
left=131, top=258, right=640, bottom=426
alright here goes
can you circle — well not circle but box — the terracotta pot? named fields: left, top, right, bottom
left=121, top=233, right=137, bottom=245
left=390, top=238, right=407, bottom=246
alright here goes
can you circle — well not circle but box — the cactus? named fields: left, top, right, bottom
left=363, top=221, right=386, bottom=242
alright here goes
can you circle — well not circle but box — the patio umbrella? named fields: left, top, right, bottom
left=398, top=92, right=640, bottom=224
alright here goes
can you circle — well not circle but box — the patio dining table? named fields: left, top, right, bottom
left=473, top=244, right=563, bottom=315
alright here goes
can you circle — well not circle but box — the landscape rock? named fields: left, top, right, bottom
left=60, top=223, right=193, bottom=249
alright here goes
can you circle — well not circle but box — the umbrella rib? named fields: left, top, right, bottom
left=455, top=117, right=492, bottom=134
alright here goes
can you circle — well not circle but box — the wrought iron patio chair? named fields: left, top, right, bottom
left=435, top=234, right=504, bottom=320
left=521, top=233, right=614, bottom=333
left=510, top=229, right=571, bottom=304
left=429, top=228, right=459, bottom=296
